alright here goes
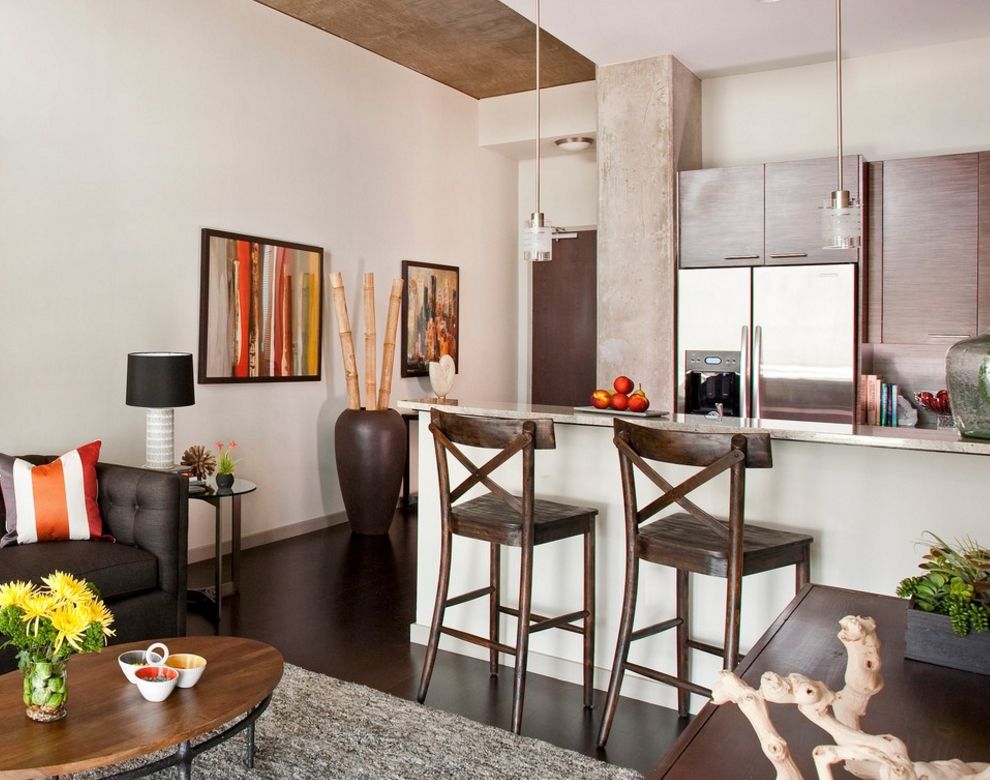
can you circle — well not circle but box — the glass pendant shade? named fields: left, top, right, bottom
left=822, top=0, right=861, bottom=250
left=523, top=212, right=552, bottom=262
left=822, top=189, right=861, bottom=250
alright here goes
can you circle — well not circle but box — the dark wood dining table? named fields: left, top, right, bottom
left=653, top=584, right=990, bottom=778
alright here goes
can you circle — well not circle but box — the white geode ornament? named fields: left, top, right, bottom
left=429, top=354, right=455, bottom=401
left=713, top=616, right=989, bottom=780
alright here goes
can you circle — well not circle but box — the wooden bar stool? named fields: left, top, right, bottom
left=597, top=419, right=812, bottom=746
left=417, top=408, right=598, bottom=734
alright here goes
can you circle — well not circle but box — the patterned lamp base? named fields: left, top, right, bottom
left=145, top=408, right=176, bottom=469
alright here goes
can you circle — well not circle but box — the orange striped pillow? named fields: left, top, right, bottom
left=0, top=441, right=106, bottom=547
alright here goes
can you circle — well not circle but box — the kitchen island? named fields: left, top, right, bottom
left=399, top=399, right=990, bottom=712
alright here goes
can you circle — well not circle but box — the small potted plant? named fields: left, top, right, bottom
left=215, top=440, right=239, bottom=489
left=0, top=572, right=115, bottom=721
left=896, top=532, right=990, bottom=675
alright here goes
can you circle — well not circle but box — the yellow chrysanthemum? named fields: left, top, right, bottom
left=19, top=593, right=58, bottom=634
left=0, top=580, right=35, bottom=609
left=42, top=571, right=92, bottom=606
left=49, top=604, right=90, bottom=653
left=80, top=599, right=116, bottom=637
left=2, top=570, right=114, bottom=656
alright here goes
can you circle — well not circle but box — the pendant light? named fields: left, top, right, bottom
left=522, top=0, right=552, bottom=262
left=822, top=0, right=861, bottom=250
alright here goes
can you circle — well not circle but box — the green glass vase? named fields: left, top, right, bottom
left=945, top=329, right=990, bottom=439
left=22, top=655, right=68, bottom=722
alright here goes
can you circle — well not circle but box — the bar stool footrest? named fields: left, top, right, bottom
left=440, top=626, right=516, bottom=656
left=625, top=662, right=712, bottom=698
left=686, top=638, right=725, bottom=657
left=498, top=606, right=587, bottom=636
left=445, top=586, right=495, bottom=608
left=630, top=617, right=682, bottom=642
left=530, top=610, right=589, bottom=634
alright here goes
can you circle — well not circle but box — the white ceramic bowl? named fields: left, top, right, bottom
left=165, top=653, right=207, bottom=688
left=134, top=665, right=179, bottom=702
left=118, top=642, right=169, bottom=684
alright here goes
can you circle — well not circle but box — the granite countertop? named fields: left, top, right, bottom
left=397, top=399, right=990, bottom=457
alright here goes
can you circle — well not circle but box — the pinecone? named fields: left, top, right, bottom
left=181, top=445, right=216, bottom=480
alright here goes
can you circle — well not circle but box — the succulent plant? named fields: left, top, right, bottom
left=897, top=532, right=990, bottom=636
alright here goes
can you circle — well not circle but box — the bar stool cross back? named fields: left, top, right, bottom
left=597, top=419, right=812, bottom=746
left=418, top=408, right=598, bottom=734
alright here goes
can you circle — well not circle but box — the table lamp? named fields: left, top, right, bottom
left=126, top=352, right=195, bottom=470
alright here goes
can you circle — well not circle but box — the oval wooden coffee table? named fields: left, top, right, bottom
left=0, top=636, right=283, bottom=779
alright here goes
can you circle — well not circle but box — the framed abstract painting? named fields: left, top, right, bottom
left=198, top=228, right=324, bottom=383
left=400, top=260, right=459, bottom=378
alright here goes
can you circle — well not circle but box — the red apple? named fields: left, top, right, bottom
left=613, top=375, right=634, bottom=394
left=591, top=389, right=612, bottom=409
left=610, top=392, right=629, bottom=411
left=628, top=393, right=650, bottom=413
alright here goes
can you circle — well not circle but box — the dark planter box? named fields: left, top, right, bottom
left=905, top=599, right=990, bottom=676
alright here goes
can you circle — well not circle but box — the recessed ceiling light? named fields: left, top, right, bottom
left=759, top=0, right=784, bottom=3
left=554, top=136, right=594, bottom=152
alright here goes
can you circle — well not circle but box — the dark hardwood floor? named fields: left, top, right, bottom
left=186, top=510, right=688, bottom=775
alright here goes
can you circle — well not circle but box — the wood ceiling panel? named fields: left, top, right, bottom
left=256, top=0, right=596, bottom=99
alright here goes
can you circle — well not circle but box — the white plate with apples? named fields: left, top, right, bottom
left=581, top=376, right=669, bottom=417
left=574, top=406, right=670, bottom=418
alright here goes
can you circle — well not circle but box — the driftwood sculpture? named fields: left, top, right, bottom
left=712, top=616, right=990, bottom=780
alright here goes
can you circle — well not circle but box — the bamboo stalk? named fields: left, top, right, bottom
left=363, top=273, right=377, bottom=411
left=378, top=278, right=404, bottom=411
left=329, top=271, right=361, bottom=410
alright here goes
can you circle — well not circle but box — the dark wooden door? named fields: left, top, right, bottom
left=882, top=153, right=978, bottom=344
left=678, top=165, right=764, bottom=268
left=764, top=155, right=862, bottom=265
left=532, top=230, right=597, bottom=407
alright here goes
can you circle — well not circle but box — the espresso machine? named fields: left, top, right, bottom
left=684, top=350, right=742, bottom=417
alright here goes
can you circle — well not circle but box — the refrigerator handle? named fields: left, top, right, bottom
left=753, top=325, right=763, bottom=420
left=739, top=325, right=750, bottom=420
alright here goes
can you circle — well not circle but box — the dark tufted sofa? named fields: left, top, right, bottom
left=0, top=459, right=188, bottom=672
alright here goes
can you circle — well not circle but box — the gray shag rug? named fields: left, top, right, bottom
left=71, top=663, right=642, bottom=779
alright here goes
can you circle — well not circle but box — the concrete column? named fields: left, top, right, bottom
left=597, top=56, right=701, bottom=409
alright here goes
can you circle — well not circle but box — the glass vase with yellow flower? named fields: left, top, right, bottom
left=0, top=571, right=114, bottom=721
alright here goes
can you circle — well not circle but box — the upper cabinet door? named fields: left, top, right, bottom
left=678, top=165, right=764, bottom=268
left=883, top=153, right=978, bottom=345
left=765, top=155, right=862, bottom=265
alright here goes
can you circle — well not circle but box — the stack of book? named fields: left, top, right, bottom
left=860, top=374, right=899, bottom=426
left=169, top=465, right=207, bottom=494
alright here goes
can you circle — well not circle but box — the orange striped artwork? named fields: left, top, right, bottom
left=199, top=229, right=324, bottom=383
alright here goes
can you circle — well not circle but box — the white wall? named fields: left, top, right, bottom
left=479, top=83, right=600, bottom=402
left=479, top=80, right=597, bottom=156
left=515, top=153, right=599, bottom=402
left=0, top=0, right=519, bottom=552
left=703, top=35, right=990, bottom=167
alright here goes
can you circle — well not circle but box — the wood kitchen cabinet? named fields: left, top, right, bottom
left=678, top=164, right=764, bottom=268
left=881, top=153, right=978, bottom=345
left=765, top=155, right=862, bottom=265
left=678, top=156, right=862, bottom=269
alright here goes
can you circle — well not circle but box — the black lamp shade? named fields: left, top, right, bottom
left=126, top=352, right=196, bottom=408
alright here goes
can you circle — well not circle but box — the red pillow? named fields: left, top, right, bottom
left=0, top=441, right=106, bottom=547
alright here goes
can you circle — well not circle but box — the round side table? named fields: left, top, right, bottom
left=188, top=478, right=257, bottom=624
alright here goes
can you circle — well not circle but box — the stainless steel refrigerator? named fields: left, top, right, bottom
left=676, top=264, right=858, bottom=424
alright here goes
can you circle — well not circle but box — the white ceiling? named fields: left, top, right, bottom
left=498, top=0, right=990, bottom=77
